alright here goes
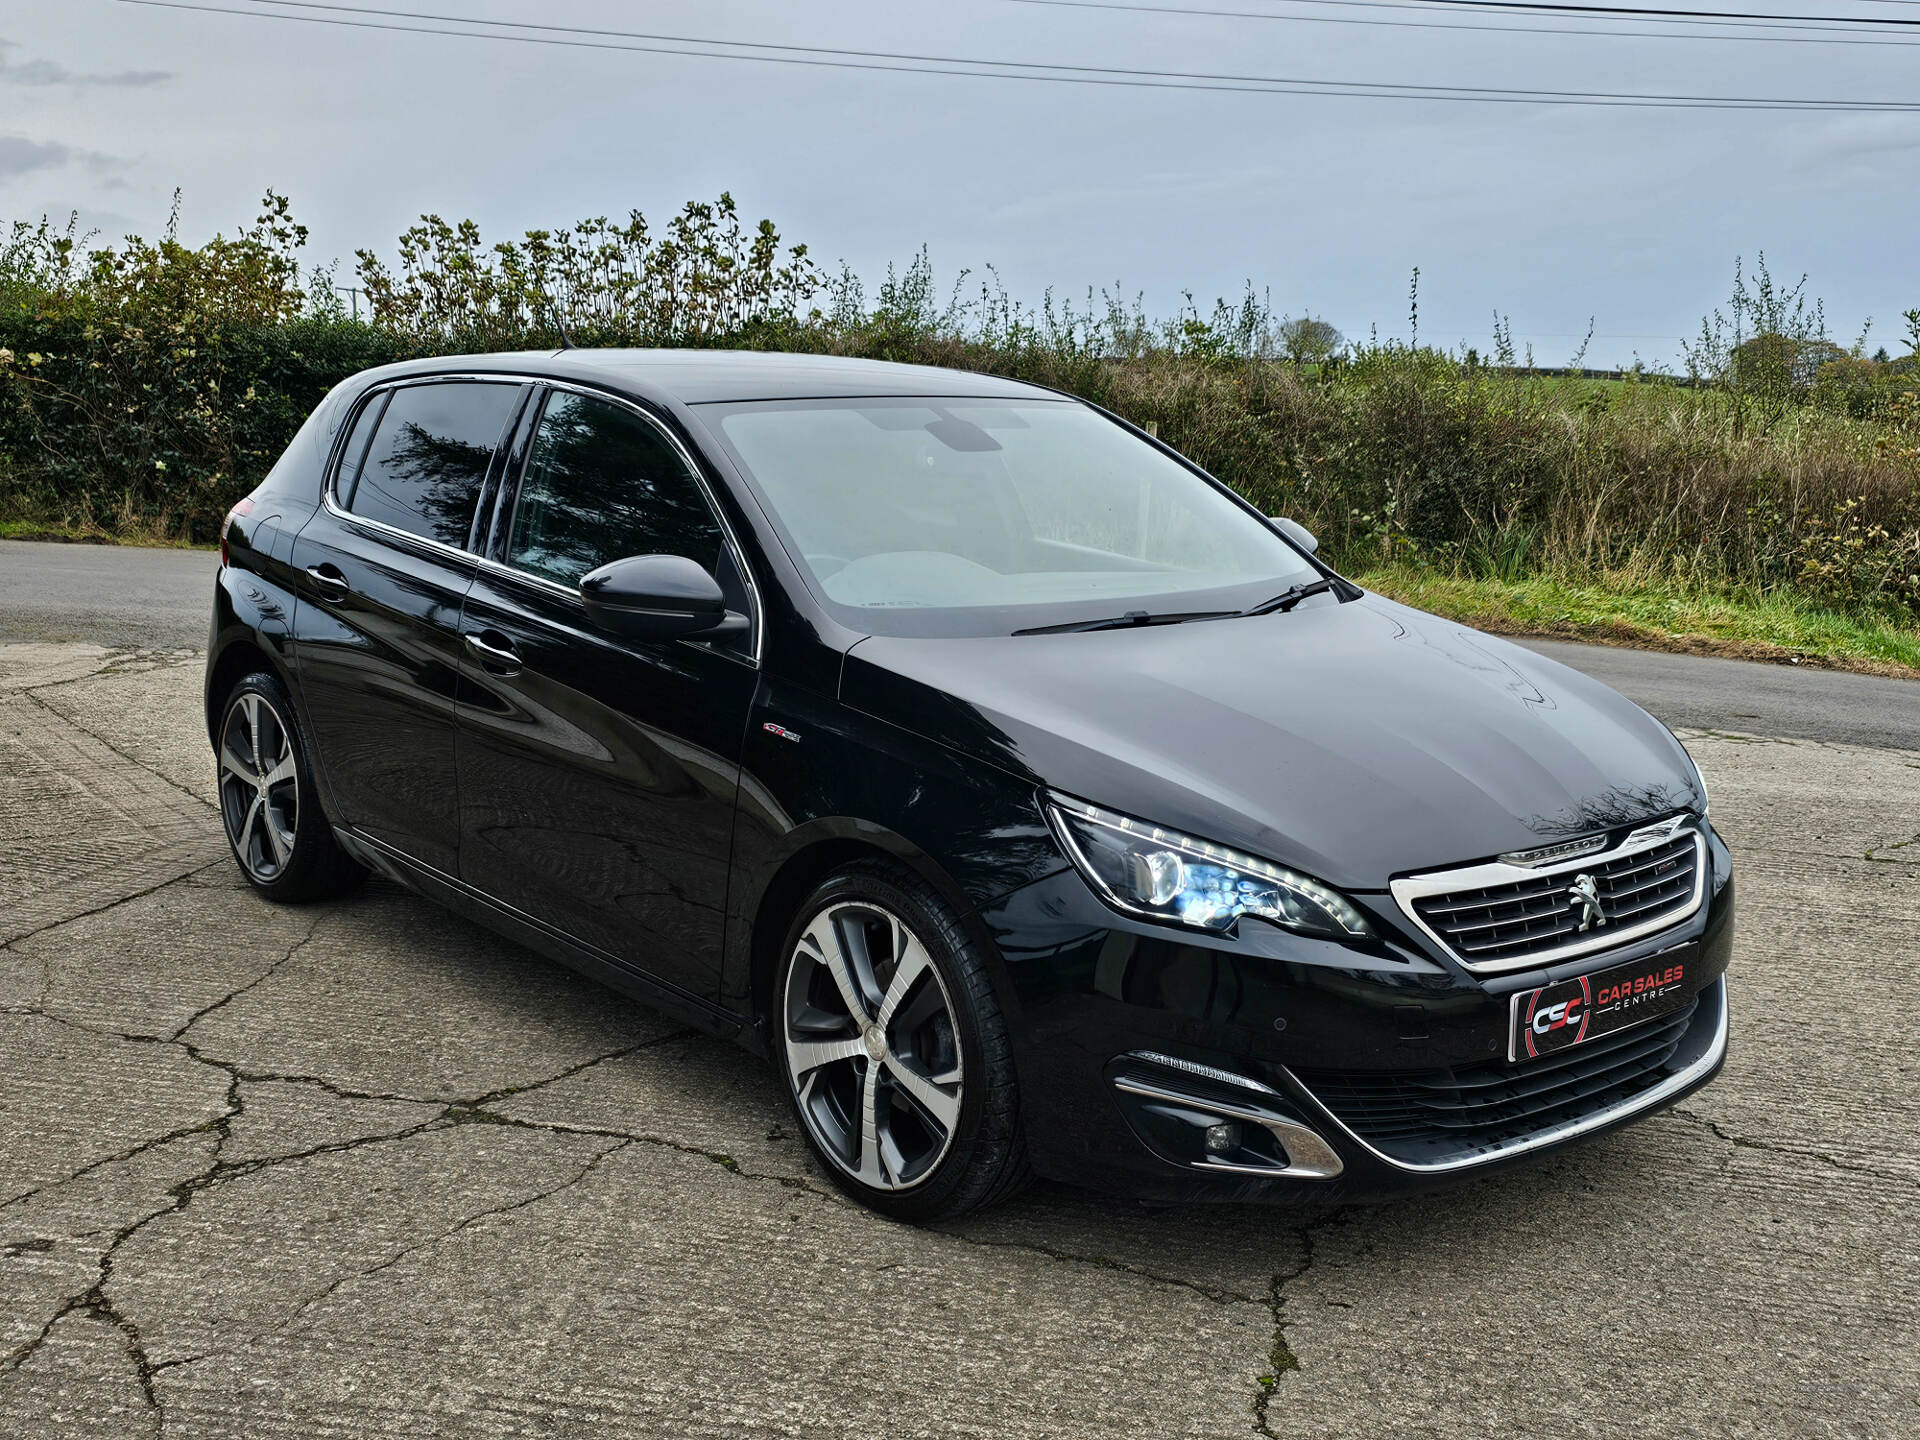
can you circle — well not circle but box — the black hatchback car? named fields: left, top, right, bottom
left=208, top=350, right=1731, bottom=1219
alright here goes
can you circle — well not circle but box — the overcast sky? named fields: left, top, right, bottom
left=4, top=0, right=1917, bottom=367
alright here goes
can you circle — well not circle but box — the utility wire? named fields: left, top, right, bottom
left=200, top=0, right=1920, bottom=34
left=1000, top=0, right=1920, bottom=43
left=106, top=0, right=1920, bottom=111
left=1187, top=0, right=1920, bottom=25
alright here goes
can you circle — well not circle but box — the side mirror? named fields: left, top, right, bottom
left=1268, top=516, right=1319, bottom=555
left=579, top=554, right=746, bottom=642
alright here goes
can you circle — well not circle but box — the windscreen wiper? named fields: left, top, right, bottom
left=1013, top=579, right=1341, bottom=635
left=1235, top=578, right=1336, bottom=617
left=1013, top=607, right=1237, bottom=636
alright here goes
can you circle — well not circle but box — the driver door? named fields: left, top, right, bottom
left=454, top=386, right=757, bottom=1004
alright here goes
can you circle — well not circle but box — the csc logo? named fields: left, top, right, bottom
left=1533, top=996, right=1584, bottom=1036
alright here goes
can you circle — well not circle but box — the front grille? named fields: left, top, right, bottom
left=1296, top=998, right=1700, bottom=1167
left=1411, top=830, right=1699, bottom=967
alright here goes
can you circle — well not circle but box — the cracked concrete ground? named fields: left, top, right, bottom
left=1, top=642, right=1915, bottom=1439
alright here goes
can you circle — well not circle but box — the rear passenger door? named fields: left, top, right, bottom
left=289, top=377, right=529, bottom=876
left=455, top=387, right=758, bottom=1004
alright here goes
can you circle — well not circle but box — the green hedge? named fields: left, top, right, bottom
left=1, top=194, right=1915, bottom=621
left=3, top=315, right=1918, bottom=621
left=0, top=313, right=401, bottom=539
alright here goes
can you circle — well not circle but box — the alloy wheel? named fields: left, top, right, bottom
left=218, top=691, right=300, bottom=883
left=783, top=901, right=964, bottom=1192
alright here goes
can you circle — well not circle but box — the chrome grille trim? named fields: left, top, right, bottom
left=1389, top=817, right=1707, bottom=975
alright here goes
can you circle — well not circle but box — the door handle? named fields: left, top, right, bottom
left=304, top=563, right=350, bottom=601
left=464, top=630, right=523, bottom=676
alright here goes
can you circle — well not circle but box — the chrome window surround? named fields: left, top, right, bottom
left=1388, top=815, right=1706, bottom=976
left=1111, top=1054, right=1345, bottom=1180
left=1282, top=976, right=1728, bottom=1175
left=320, top=372, right=764, bottom=666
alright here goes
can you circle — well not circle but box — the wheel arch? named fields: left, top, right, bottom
left=205, top=633, right=291, bottom=748
left=743, top=824, right=1002, bottom=1044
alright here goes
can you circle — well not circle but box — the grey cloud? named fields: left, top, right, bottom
left=0, top=135, right=128, bottom=181
left=0, top=40, right=169, bottom=88
left=0, top=135, right=75, bottom=178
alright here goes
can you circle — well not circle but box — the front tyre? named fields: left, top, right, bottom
left=775, top=863, right=1028, bottom=1221
left=216, top=671, right=364, bottom=903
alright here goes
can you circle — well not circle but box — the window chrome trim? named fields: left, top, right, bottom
left=1388, top=816, right=1707, bottom=976
left=1281, top=976, right=1728, bottom=1175
left=320, top=486, right=481, bottom=570
left=321, top=370, right=764, bottom=667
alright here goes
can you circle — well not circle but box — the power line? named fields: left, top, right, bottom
left=243, top=0, right=1920, bottom=39
left=1214, top=0, right=1920, bottom=25
left=1000, top=0, right=1920, bottom=43
left=106, top=0, right=1920, bottom=111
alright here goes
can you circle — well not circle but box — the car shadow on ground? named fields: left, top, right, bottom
left=287, top=875, right=1676, bottom=1312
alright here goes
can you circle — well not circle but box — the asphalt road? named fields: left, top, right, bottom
left=1523, top=638, right=1920, bottom=753
left=3, top=538, right=1915, bottom=748
left=3, top=540, right=1918, bottom=1438
left=0, top=541, right=217, bottom=652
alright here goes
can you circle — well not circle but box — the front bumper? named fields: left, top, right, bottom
left=977, top=819, right=1734, bottom=1203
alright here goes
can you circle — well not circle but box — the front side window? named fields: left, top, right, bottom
left=507, top=391, right=726, bottom=587
left=704, top=396, right=1321, bottom=637
left=340, top=381, right=520, bottom=549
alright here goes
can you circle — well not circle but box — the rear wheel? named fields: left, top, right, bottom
left=775, top=862, right=1028, bottom=1221
left=216, top=671, right=364, bottom=902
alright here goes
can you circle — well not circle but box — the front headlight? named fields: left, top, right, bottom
left=1046, top=794, right=1374, bottom=940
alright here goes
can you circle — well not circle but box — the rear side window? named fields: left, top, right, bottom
left=506, top=391, right=725, bottom=586
left=341, top=381, right=520, bottom=549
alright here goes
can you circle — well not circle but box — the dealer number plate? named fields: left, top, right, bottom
left=1508, top=946, right=1695, bottom=1063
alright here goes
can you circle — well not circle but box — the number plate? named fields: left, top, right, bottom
left=1508, top=946, right=1695, bottom=1063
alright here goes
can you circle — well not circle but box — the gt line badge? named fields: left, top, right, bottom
left=762, top=722, right=802, bottom=743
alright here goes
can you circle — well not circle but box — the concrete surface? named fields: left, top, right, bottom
left=5, top=537, right=1919, bottom=751
left=2, top=614, right=1918, bottom=1435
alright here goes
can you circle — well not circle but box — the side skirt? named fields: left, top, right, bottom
left=334, top=826, right=752, bottom=1044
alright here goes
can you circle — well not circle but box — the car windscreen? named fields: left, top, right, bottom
left=700, top=396, right=1322, bottom=638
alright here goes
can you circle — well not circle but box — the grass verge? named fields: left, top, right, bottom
left=0, top=517, right=211, bottom=548
left=1359, top=565, right=1920, bottom=679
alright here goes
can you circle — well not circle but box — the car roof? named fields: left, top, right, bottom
left=365, top=349, right=1065, bottom=406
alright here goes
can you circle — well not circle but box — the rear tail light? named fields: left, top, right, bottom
left=221, top=496, right=255, bottom=568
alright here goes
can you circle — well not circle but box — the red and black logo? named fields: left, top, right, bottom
left=1508, top=949, right=1693, bottom=1063
left=1520, top=974, right=1592, bottom=1059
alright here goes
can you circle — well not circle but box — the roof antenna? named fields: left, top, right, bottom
left=544, top=301, right=575, bottom=352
